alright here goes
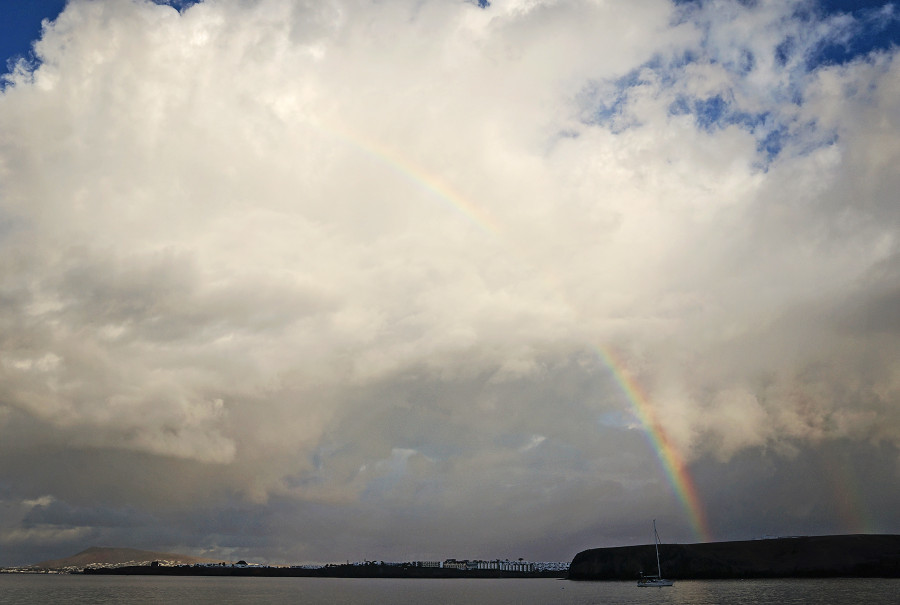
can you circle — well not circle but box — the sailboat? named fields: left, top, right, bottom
left=637, top=520, right=674, bottom=587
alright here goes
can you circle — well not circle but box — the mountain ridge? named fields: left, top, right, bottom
left=30, top=546, right=224, bottom=570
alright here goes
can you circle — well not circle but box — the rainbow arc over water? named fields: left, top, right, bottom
left=315, top=118, right=713, bottom=542
left=596, top=346, right=713, bottom=543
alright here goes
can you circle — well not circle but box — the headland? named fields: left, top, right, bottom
left=568, top=534, right=900, bottom=580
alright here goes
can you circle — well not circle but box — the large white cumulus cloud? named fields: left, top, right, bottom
left=1, top=0, right=899, bottom=562
left=0, top=0, right=677, bottom=474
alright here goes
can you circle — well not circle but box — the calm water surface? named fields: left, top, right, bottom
left=1, top=575, right=898, bottom=604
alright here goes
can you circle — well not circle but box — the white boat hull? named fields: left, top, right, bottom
left=637, top=577, right=674, bottom=587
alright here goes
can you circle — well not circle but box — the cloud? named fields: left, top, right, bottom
left=1, top=0, right=899, bottom=564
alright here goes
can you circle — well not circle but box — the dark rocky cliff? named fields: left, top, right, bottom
left=569, top=534, right=900, bottom=580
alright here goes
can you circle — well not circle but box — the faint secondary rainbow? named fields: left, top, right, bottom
left=595, top=345, right=713, bottom=543
left=818, top=440, right=877, bottom=535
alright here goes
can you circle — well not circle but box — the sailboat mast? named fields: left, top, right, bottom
left=653, top=519, right=662, bottom=577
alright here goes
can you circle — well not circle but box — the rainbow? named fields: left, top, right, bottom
left=314, top=118, right=713, bottom=541
left=595, top=346, right=713, bottom=543
left=312, top=119, right=501, bottom=237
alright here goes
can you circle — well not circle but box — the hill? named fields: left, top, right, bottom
left=30, top=546, right=224, bottom=570
left=569, top=534, right=900, bottom=580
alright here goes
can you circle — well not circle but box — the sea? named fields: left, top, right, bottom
left=1, top=575, right=898, bottom=604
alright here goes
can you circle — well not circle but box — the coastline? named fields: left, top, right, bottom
left=82, top=564, right=566, bottom=579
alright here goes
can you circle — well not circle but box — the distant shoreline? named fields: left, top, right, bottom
left=12, top=534, right=900, bottom=580
left=82, top=564, right=566, bottom=579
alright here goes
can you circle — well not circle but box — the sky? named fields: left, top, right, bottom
left=1, top=0, right=900, bottom=567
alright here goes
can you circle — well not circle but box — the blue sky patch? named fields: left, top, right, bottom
left=807, top=2, right=900, bottom=68
left=0, top=0, right=66, bottom=75
left=152, top=0, right=202, bottom=11
left=585, top=0, right=899, bottom=166
left=0, top=1, right=204, bottom=79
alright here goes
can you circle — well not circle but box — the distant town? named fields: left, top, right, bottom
left=328, top=558, right=569, bottom=573
left=0, top=548, right=570, bottom=578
